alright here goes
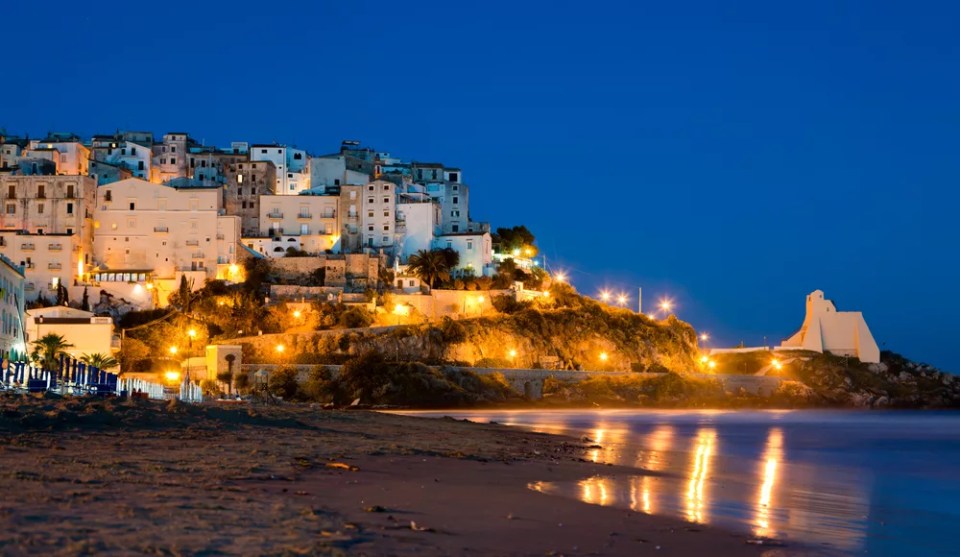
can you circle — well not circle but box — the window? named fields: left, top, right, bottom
left=452, top=224, right=459, bottom=232
left=241, top=201, right=246, bottom=209
left=334, top=179, right=340, bottom=186
left=66, top=185, right=74, bottom=198
left=129, top=202, right=135, bottom=210
left=238, top=188, right=243, bottom=196
left=452, top=196, right=458, bottom=204
left=37, top=203, right=44, bottom=214
left=131, top=147, right=137, bottom=155
left=261, top=149, right=267, bottom=154
left=383, top=224, right=389, bottom=231
left=66, top=202, right=73, bottom=215
left=449, top=172, right=459, bottom=182
left=382, top=236, right=389, bottom=243
left=368, top=198, right=374, bottom=204
left=367, top=225, right=374, bottom=231
left=382, top=184, right=389, bottom=191
left=368, top=211, right=374, bottom=218
left=37, top=185, right=45, bottom=198
left=431, top=169, right=437, bottom=179
left=409, top=280, right=415, bottom=287
left=237, top=174, right=244, bottom=184
left=467, top=240, right=474, bottom=250
left=138, top=161, right=144, bottom=170
left=6, top=185, right=13, bottom=197
left=190, top=158, right=195, bottom=168
left=383, top=197, right=389, bottom=204
left=383, top=211, right=389, bottom=217
left=66, top=228, right=72, bottom=235
left=6, top=204, right=15, bottom=215
left=121, top=148, right=126, bottom=155
left=349, top=190, right=355, bottom=199
left=104, top=190, right=112, bottom=201
left=294, top=153, right=302, bottom=160
left=368, top=185, right=374, bottom=191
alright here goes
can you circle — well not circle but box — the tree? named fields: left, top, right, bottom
left=80, top=352, right=119, bottom=371
left=31, top=333, right=74, bottom=371
left=80, top=286, right=90, bottom=312
left=56, top=283, right=69, bottom=306
left=170, top=275, right=196, bottom=312
left=491, top=225, right=536, bottom=253
left=219, top=353, right=237, bottom=396
left=406, top=249, right=455, bottom=289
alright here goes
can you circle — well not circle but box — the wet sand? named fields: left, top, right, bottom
left=0, top=395, right=777, bottom=556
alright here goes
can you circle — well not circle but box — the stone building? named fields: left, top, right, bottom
left=779, top=290, right=881, bottom=364
left=224, top=160, right=277, bottom=237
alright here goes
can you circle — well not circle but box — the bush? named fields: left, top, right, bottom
left=490, top=294, right=531, bottom=314
left=200, top=379, right=222, bottom=398
left=268, top=366, right=300, bottom=400
left=339, top=307, right=374, bottom=329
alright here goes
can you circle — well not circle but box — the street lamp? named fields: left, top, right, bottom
left=599, top=351, right=609, bottom=362
left=771, top=358, right=783, bottom=372
left=293, top=309, right=302, bottom=319
left=617, top=293, right=628, bottom=307
left=508, top=348, right=518, bottom=361
left=554, top=271, right=567, bottom=284
left=169, top=346, right=178, bottom=356
left=599, top=290, right=611, bottom=303
left=275, top=344, right=285, bottom=355
left=658, top=298, right=674, bottom=315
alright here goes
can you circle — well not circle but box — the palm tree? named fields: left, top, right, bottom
left=80, top=352, right=119, bottom=372
left=406, top=249, right=453, bottom=289
left=31, top=333, right=74, bottom=371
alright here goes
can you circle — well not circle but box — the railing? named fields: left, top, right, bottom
left=185, top=240, right=200, bottom=246
left=191, top=251, right=205, bottom=259
left=267, top=211, right=283, bottom=218
left=154, top=226, right=169, bottom=233
left=297, top=212, right=312, bottom=219
left=48, top=263, right=62, bottom=270
left=216, top=233, right=224, bottom=240
left=48, top=244, right=62, bottom=251
left=20, top=243, right=35, bottom=251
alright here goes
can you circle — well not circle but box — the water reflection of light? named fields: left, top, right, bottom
left=579, top=476, right=614, bottom=506
left=630, top=426, right=674, bottom=516
left=755, top=428, right=784, bottom=538
left=685, top=428, right=716, bottom=523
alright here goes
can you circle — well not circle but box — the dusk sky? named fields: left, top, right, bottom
left=3, top=1, right=958, bottom=370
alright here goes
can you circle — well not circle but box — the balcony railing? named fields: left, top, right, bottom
left=191, top=251, right=205, bottom=259
left=48, top=263, right=62, bottom=270
left=216, top=233, right=224, bottom=240
left=154, top=226, right=169, bottom=233
left=297, top=212, right=312, bottom=219
left=21, top=243, right=35, bottom=251
left=267, top=211, right=283, bottom=218
left=48, top=244, right=62, bottom=251
left=186, top=240, right=200, bottom=246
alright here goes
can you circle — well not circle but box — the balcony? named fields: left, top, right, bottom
left=48, top=244, right=63, bottom=251
left=24, top=283, right=35, bottom=291
left=20, top=243, right=35, bottom=251
left=267, top=211, right=283, bottom=218
left=297, top=212, right=312, bottom=219
left=48, top=263, right=62, bottom=270
left=216, top=233, right=224, bottom=240
left=154, top=226, right=169, bottom=233
left=185, top=240, right=200, bottom=246
left=191, top=251, right=205, bottom=259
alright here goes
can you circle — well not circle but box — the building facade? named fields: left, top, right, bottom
left=360, top=180, right=397, bottom=251
left=0, top=254, right=25, bottom=360
left=0, top=175, right=96, bottom=301
left=223, top=160, right=277, bottom=236
left=258, top=194, right=340, bottom=254
left=779, top=290, right=881, bottom=364
left=250, top=145, right=310, bottom=194
left=92, top=178, right=241, bottom=282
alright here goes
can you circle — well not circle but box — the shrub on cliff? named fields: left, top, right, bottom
left=268, top=366, right=301, bottom=400
left=335, top=351, right=514, bottom=406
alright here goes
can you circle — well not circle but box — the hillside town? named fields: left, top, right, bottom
left=0, top=129, right=549, bottom=372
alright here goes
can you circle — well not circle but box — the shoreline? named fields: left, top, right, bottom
left=0, top=395, right=787, bottom=556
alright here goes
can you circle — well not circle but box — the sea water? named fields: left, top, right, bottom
left=405, top=409, right=960, bottom=556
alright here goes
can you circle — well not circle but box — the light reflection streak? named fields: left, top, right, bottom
left=685, top=428, right=716, bottom=523
left=754, top=427, right=784, bottom=538
left=579, top=475, right=614, bottom=506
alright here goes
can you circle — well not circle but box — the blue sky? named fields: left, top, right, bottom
left=3, top=0, right=958, bottom=370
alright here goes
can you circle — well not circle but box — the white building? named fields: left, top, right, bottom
left=251, top=144, right=310, bottom=194
left=0, top=254, right=26, bottom=359
left=433, top=232, right=493, bottom=276
left=424, top=181, right=470, bottom=234
left=779, top=290, right=881, bottom=364
left=25, top=306, right=116, bottom=364
left=1, top=141, right=24, bottom=170
left=0, top=175, right=96, bottom=302
left=92, top=178, right=241, bottom=284
left=310, top=155, right=370, bottom=191
left=25, top=137, right=90, bottom=176
left=396, top=197, right=440, bottom=263
left=258, top=194, right=340, bottom=254
left=361, top=180, right=397, bottom=251
left=92, top=140, right=153, bottom=181
left=153, top=132, right=191, bottom=183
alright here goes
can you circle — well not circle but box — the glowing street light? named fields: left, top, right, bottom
left=700, top=332, right=710, bottom=342
left=599, top=351, right=609, bottom=362
left=599, top=290, right=612, bottom=303
left=293, top=309, right=302, bottom=319
left=169, top=346, right=178, bottom=356
left=512, top=248, right=521, bottom=256
left=699, top=355, right=709, bottom=365
left=187, top=328, right=197, bottom=339
left=708, top=360, right=717, bottom=371
left=478, top=295, right=485, bottom=304
left=617, top=293, right=628, bottom=307
left=659, top=298, right=674, bottom=315
left=508, top=349, right=518, bottom=360
left=275, top=344, right=285, bottom=354
left=771, top=358, right=783, bottom=372
left=164, top=370, right=181, bottom=383
left=554, top=271, right=567, bottom=284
